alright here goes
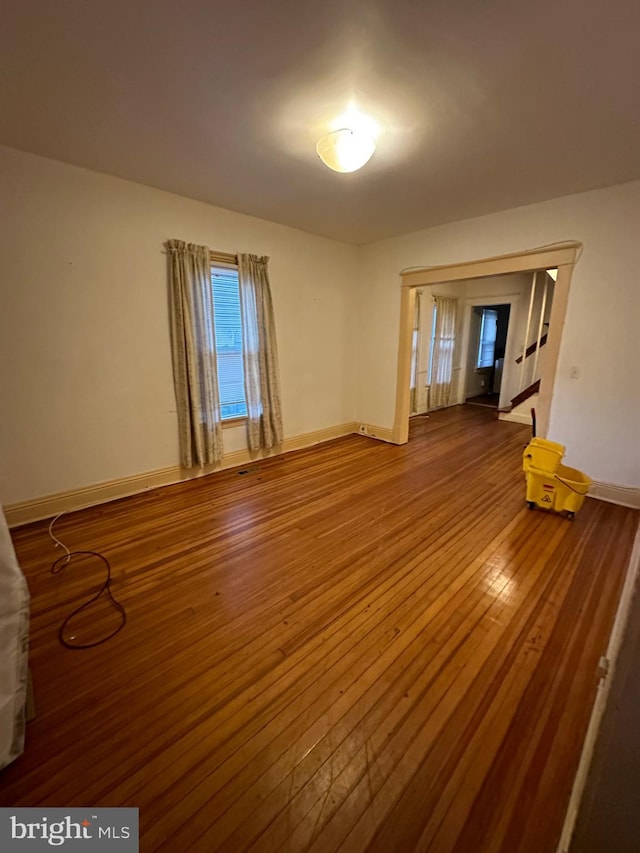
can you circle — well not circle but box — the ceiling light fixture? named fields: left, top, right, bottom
left=316, top=128, right=376, bottom=173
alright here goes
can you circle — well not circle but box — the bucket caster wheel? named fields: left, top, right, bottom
left=527, top=501, right=536, bottom=510
left=567, top=511, right=575, bottom=520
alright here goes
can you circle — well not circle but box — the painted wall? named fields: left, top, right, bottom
left=2, top=145, right=638, bottom=504
left=464, top=309, right=485, bottom=399
left=357, top=181, right=640, bottom=487
left=0, top=146, right=358, bottom=505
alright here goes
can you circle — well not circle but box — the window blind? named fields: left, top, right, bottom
left=211, top=266, right=247, bottom=419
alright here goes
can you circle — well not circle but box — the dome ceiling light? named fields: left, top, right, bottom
left=316, top=127, right=376, bottom=173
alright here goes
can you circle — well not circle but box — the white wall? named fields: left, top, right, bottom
left=2, top=145, right=638, bottom=504
left=0, top=146, right=358, bottom=505
left=464, top=309, right=485, bottom=399
left=357, top=182, right=640, bottom=487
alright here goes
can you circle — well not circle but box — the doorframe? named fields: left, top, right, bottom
left=460, top=296, right=520, bottom=410
left=392, top=243, right=581, bottom=443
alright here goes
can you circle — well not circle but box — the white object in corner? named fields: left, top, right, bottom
left=0, top=504, right=30, bottom=769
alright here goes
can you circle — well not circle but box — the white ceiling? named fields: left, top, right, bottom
left=1, top=0, right=639, bottom=244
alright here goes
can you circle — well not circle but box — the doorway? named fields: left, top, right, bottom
left=393, top=243, right=581, bottom=444
left=465, top=304, right=511, bottom=409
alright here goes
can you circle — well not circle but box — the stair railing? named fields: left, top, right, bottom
left=531, top=276, right=549, bottom=383
left=519, top=270, right=537, bottom=394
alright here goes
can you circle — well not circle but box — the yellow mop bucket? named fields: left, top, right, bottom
left=523, top=437, right=592, bottom=519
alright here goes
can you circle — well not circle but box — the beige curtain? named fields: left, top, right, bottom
left=430, top=295, right=458, bottom=410
left=237, top=254, right=283, bottom=451
left=166, top=239, right=223, bottom=468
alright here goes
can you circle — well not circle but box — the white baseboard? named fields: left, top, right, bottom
left=499, top=410, right=533, bottom=425
left=589, top=481, right=640, bottom=509
left=356, top=423, right=395, bottom=443
left=556, top=522, right=640, bottom=853
left=4, top=421, right=359, bottom=527
left=7, top=426, right=636, bottom=527
left=5, top=467, right=183, bottom=528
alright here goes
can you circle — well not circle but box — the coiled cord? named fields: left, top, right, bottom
left=49, top=514, right=126, bottom=649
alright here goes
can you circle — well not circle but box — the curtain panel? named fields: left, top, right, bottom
left=430, top=295, right=458, bottom=410
left=165, top=239, right=223, bottom=467
left=237, top=254, right=283, bottom=452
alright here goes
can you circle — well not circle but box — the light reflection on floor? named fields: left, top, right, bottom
left=483, top=552, right=518, bottom=604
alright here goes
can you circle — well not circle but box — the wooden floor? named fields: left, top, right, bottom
left=1, top=406, right=638, bottom=852
left=465, top=392, right=500, bottom=409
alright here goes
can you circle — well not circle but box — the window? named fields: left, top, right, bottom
left=428, top=302, right=437, bottom=384
left=476, top=308, right=498, bottom=369
left=211, top=265, right=247, bottom=420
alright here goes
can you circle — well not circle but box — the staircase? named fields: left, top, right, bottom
left=509, top=379, right=540, bottom=409
left=499, top=269, right=554, bottom=425
left=515, top=335, right=547, bottom=365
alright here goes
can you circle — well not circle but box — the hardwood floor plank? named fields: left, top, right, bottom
left=1, top=406, right=636, bottom=853
left=300, top=522, right=577, bottom=853
left=155, top=516, right=544, bottom=852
